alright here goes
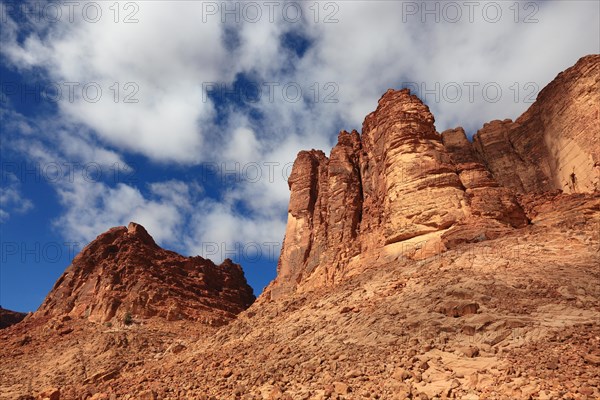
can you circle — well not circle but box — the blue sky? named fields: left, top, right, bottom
left=1, top=1, right=599, bottom=312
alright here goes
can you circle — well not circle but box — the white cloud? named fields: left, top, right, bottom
left=2, top=2, right=227, bottom=163
left=0, top=173, right=33, bottom=222
left=50, top=175, right=284, bottom=263
left=223, top=126, right=261, bottom=164
left=53, top=178, right=192, bottom=246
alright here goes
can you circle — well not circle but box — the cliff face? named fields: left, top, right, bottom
left=473, top=55, right=599, bottom=193
left=36, top=222, right=255, bottom=326
left=265, top=54, right=599, bottom=300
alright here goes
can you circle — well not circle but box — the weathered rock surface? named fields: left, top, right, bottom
left=472, top=54, right=600, bottom=194
left=37, top=222, right=255, bottom=325
left=0, top=307, right=27, bottom=329
left=1, top=193, right=598, bottom=399
left=265, top=54, right=599, bottom=300
left=272, top=132, right=364, bottom=298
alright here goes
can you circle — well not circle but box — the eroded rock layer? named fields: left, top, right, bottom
left=0, top=307, right=27, bottom=329
left=265, top=55, right=599, bottom=300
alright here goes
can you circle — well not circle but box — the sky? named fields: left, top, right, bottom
left=1, top=0, right=599, bottom=312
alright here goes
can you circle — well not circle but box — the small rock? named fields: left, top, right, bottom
left=438, top=302, right=479, bottom=317
left=170, top=343, right=186, bottom=354
left=233, top=385, right=246, bottom=396
left=333, top=381, right=350, bottom=394
left=583, top=353, right=600, bottom=366
left=413, top=372, right=422, bottom=383
left=546, top=358, right=559, bottom=370
left=137, top=390, right=157, bottom=400
left=459, top=346, right=479, bottom=358
left=268, top=386, right=283, bottom=400
left=19, top=336, right=32, bottom=346
left=392, top=367, right=410, bottom=381
left=36, top=387, right=60, bottom=400
left=58, top=327, right=73, bottom=336
left=222, top=368, right=233, bottom=378
left=345, top=369, right=362, bottom=378
left=578, top=387, right=594, bottom=396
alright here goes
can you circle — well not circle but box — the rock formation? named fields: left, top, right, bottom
left=265, top=54, right=599, bottom=300
left=36, top=222, right=255, bottom=326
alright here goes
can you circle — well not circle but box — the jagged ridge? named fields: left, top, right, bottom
left=37, top=222, right=255, bottom=326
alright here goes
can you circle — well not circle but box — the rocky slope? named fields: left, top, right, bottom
left=264, top=54, right=599, bottom=300
left=37, top=222, right=255, bottom=326
left=0, top=55, right=598, bottom=400
left=2, top=193, right=597, bottom=399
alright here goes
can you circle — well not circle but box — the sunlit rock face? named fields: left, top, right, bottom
left=264, top=55, right=599, bottom=300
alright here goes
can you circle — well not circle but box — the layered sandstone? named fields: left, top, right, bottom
left=472, top=55, right=600, bottom=193
left=265, top=55, right=599, bottom=300
left=36, top=222, right=255, bottom=326
left=273, top=132, right=364, bottom=298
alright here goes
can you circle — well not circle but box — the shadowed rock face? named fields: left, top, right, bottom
left=36, top=222, right=255, bottom=326
left=0, top=307, right=27, bottom=329
left=265, top=54, right=599, bottom=300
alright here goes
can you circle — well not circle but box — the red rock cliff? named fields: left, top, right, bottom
left=473, top=55, right=599, bottom=193
left=264, top=54, right=599, bottom=300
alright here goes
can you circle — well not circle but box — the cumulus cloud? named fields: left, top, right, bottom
left=52, top=175, right=285, bottom=263
left=53, top=178, right=196, bottom=245
left=2, top=2, right=227, bottom=162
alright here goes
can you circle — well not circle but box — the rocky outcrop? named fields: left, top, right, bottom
left=0, top=307, right=27, bottom=329
left=441, top=127, right=530, bottom=229
left=36, top=222, right=255, bottom=326
left=273, top=132, right=363, bottom=298
left=265, top=55, right=599, bottom=300
left=265, top=89, right=528, bottom=300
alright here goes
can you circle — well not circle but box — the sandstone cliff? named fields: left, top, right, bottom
left=265, top=54, right=599, bottom=300
left=36, top=222, right=255, bottom=326
left=473, top=55, right=599, bottom=194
